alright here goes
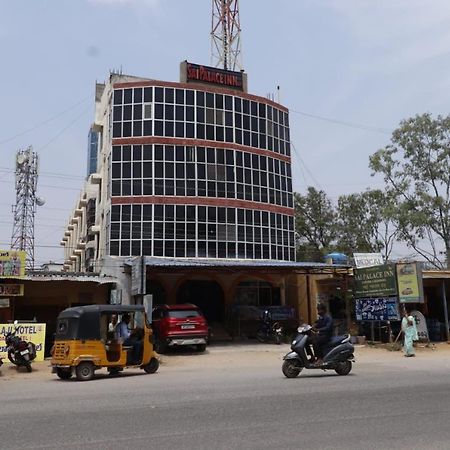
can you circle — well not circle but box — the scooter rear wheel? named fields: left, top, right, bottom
left=335, top=360, right=352, bottom=376
left=282, top=360, right=302, bottom=378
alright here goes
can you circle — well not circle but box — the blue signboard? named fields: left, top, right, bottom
left=355, top=297, right=401, bottom=321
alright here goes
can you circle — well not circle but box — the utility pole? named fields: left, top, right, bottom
left=211, top=0, right=243, bottom=71
left=10, top=147, right=44, bottom=271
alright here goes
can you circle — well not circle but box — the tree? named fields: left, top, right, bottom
left=336, top=189, right=399, bottom=261
left=294, top=187, right=337, bottom=261
left=369, top=113, right=450, bottom=268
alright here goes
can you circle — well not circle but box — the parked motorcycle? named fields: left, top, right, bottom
left=256, top=310, right=283, bottom=345
left=282, top=324, right=354, bottom=378
left=4, top=321, right=37, bottom=372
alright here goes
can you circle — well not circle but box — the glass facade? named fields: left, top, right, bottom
left=108, top=84, right=294, bottom=261
left=87, top=128, right=99, bottom=177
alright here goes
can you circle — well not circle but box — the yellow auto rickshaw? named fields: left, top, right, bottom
left=51, top=305, right=159, bottom=381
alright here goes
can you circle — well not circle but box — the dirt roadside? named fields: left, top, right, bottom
left=1, top=341, right=449, bottom=382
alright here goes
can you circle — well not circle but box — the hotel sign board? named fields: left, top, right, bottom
left=181, top=61, right=245, bottom=91
left=354, top=264, right=397, bottom=298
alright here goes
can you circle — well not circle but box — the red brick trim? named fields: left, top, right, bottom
left=112, top=79, right=289, bottom=113
left=111, top=196, right=294, bottom=216
left=112, top=137, right=291, bottom=163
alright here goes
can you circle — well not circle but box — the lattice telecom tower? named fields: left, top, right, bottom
left=211, top=0, right=243, bottom=71
left=10, top=147, right=43, bottom=270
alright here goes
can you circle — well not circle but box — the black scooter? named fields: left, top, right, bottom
left=282, top=324, right=355, bottom=378
left=4, top=322, right=37, bottom=372
left=256, top=310, right=283, bottom=345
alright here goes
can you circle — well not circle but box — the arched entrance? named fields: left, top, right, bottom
left=176, top=280, right=225, bottom=323
left=146, top=280, right=166, bottom=306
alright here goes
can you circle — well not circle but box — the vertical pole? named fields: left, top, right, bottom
left=371, top=321, right=375, bottom=343
left=344, top=274, right=351, bottom=333
left=306, top=274, right=311, bottom=324
left=442, top=280, right=450, bottom=342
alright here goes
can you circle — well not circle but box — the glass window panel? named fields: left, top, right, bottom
left=186, top=122, right=194, bottom=138
left=124, top=89, right=132, bottom=104
left=165, top=121, right=174, bottom=137
left=143, top=161, right=152, bottom=178
left=154, top=121, right=163, bottom=136
left=186, top=90, right=195, bottom=105
left=143, top=87, right=152, bottom=102
left=110, top=241, right=119, bottom=256
left=133, top=88, right=142, bottom=103
left=133, top=121, right=142, bottom=137
left=113, top=106, right=122, bottom=122
left=165, top=241, right=174, bottom=257
left=122, top=122, right=132, bottom=137
left=175, top=89, right=184, bottom=104
left=121, top=241, right=131, bottom=256
left=113, top=89, right=123, bottom=105
left=196, top=90, right=204, bottom=106
left=121, top=222, right=130, bottom=239
left=132, top=179, right=142, bottom=195
left=155, top=87, right=163, bottom=102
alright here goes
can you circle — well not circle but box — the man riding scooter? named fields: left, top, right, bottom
left=308, top=303, right=333, bottom=365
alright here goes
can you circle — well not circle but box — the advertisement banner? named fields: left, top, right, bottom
left=131, top=257, right=143, bottom=296
left=410, top=310, right=429, bottom=342
left=355, top=298, right=401, bottom=321
left=0, top=284, right=24, bottom=296
left=353, top=252, right=384, bottom=269
left=0, top=250, right=26, bottom=279
left=396, top=262, right=424, bottom=303
left=0, top=323, right=46, bottom=362
left=354, top=264, right=397, bottom=298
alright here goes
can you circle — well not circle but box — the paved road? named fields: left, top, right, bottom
left=1, top=344, right=450, bottom=450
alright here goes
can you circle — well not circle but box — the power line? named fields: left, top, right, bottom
left=289, top=108, right=392, bottom=135
left=290, top=141, right=324, bottom=190
left=0, top=95, right=91, bottom=146
left=37, top=105, right=92, bottom=153
left=0, top=179, right=81, bottom=191
left=0, top=167, right=84, bottom=182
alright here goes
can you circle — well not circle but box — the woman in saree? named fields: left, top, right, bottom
left=401, top=308, right=419, bottom=357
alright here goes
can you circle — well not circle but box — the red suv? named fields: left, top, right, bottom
left=151, top=304, right=209, bottom=353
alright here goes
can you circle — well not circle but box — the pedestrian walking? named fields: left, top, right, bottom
left=401, top=308, right=418, bottom=357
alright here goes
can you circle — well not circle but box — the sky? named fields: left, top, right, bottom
left=2, top=0, right=450, bottom=266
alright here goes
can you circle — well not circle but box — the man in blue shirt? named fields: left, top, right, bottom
left=116, top=314, right=131, bottom=343
left=312, top=303, right=333, bottom=363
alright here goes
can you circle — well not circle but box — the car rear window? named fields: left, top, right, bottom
left=168, top=310, right=201, bottom=319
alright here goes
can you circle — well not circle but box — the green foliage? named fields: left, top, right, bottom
left=336, top=190, right=398, bottom=261
left=294, top=187, right=397, bottom=261
left=294, top=188, right=336, bottom=261
left=369, top=113, right=450, bottom=268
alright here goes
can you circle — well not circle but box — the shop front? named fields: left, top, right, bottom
left=0, top=272, right=117, bottom=355
left=126, top=257, right=350, bottom=340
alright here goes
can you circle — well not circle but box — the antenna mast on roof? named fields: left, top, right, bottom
left=211, top=0, right=243, bottom=71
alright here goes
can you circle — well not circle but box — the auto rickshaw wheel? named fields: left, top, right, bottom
left=56, top=368, right=72, bottom=379
left=143, top=357, right=159, bottom=374
left=76, top=362, right=95, bottom=381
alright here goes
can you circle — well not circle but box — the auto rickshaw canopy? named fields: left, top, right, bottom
left=55, top=304, right=146, bottom=341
